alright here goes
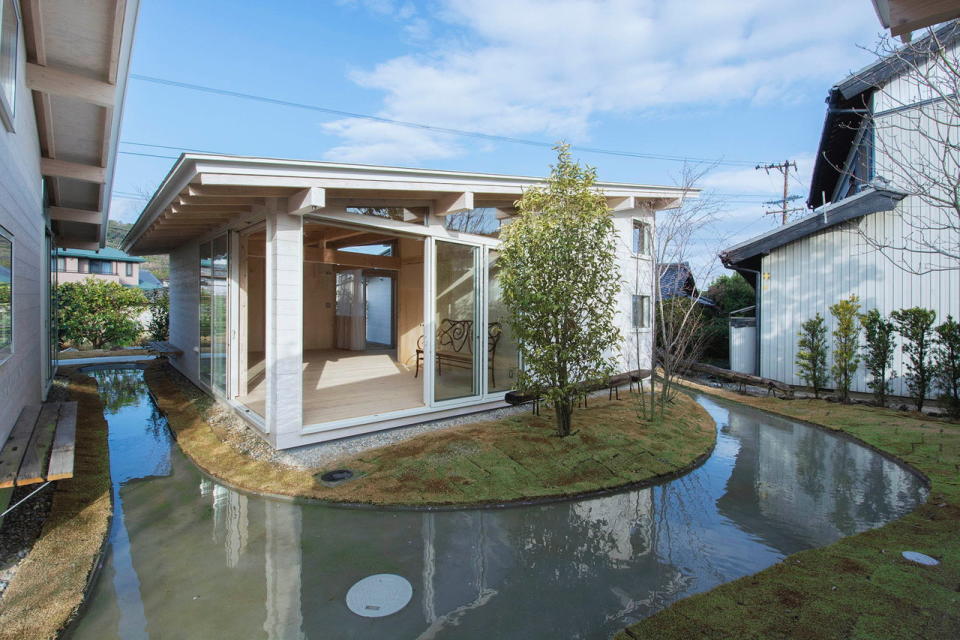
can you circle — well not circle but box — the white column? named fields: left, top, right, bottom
left=264, top=201, right=303, bottom=446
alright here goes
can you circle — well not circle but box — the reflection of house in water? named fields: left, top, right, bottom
left=718, top=410, right=924, bottom=552
left=571, top=490, right=654, bottom=565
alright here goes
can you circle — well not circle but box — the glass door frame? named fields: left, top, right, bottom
left=426, top=236, right=486, bottom=408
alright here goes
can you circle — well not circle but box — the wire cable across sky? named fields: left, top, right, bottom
left=129, top=73, right=767, bottom=168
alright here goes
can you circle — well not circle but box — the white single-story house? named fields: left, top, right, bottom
left=721, top=23, right=960, bottom=397
left=122, top=154, right=691, bottom=449
left=0, top=0, right=138, bottom=445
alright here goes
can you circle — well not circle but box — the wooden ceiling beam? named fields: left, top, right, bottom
left=48, top=206, right=102, bottom=225
left=26, top=63, right=116, bottom=108
left=187, top=185, right=297, bottom=197
left=41, top=158, right=105, bottom=183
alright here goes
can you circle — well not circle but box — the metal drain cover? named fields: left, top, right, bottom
left=902, top=551, right=939, bottom=566
left=346, top=574, right=412, bottom=618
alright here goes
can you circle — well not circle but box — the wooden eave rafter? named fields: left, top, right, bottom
left=22, top=0, right=138, bottom=248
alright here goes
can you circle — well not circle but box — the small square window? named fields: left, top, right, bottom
left=632, top=294, right=650, bottom=329
left=0, top=0, right=20, bottom=132
left=632, top=220, right=651, bottom=255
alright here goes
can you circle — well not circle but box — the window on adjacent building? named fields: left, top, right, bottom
left=632, top=294, right=650, bottom=329
left=632, top=220, right=651, bottom=255
left=125, top=262, right=134, bottom=277
left=88, top=259, right=113, bottom=275
left=0, top=0, right=19, bottom=132
left=55, top=257, right=65, bottom=271
left=0, top=225, right=12, bottom=361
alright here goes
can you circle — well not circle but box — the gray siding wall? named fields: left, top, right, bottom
left=0, top=27, right=45, bottom=443
left=168, top=241, right=200, bottom=384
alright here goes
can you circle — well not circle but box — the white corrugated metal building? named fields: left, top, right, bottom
left=721, top=23, right=960, bottom=397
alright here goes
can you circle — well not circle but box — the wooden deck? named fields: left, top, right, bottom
left=239, top=349, right=424, bottom=425
left=0, top=402, right=77, bottom=489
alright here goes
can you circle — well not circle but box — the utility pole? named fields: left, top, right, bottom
left=756, top=160, right=803, bottom=225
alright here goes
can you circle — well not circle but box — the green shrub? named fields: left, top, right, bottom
left=859, top=309, right=896, bottom=407
left=934, top=315, right=960, bottom=418
left=146, top=288, right=169, bottom=342
left=57, top=278, right=148, bottom=350
left=891, top=307, right=937, bottom=411
left=829, top=296, right=861, bottom=403
left=796, top=313, right=829, bottom=398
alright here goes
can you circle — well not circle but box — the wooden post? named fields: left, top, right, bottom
left=264, top=201, right=303, bottom=447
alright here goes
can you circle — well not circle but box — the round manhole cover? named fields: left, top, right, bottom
left=346, top=574, right=413, bottom=618
left=902, top=551, right=939, bottom=566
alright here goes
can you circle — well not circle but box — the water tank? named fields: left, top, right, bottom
left=729, top=317, right=756, bottom=375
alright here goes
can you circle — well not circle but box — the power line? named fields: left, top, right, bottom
left=129, top=73, right=765, bottom=167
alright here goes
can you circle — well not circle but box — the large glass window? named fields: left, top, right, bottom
left=434, top=240, right=479, bottom=401
left=0, top=0, right=18, bottom=132
left=0, top=225, right=11, bottom=361
left=487, top=249, right=519, bottom=393
left=199, top=236, right=229, bottom=393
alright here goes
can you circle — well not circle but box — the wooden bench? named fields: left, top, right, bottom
left=0, top=402, right=77, bottom=491
left=146, top=341, right=184, bottom=358
left=415, top=319, right=502, bottom=385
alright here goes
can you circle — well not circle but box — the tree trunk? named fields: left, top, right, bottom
left=555, top=396, right=573, bottom=437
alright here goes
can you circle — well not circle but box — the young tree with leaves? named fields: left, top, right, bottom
left=57, top=278, right=149, bottom=349
left=859, top=308, right=897, bottom=407
left=829, top=296, right=861, bottom=403
left=796, top=313, right=829, bottom=398
left=934, top=315, right=960, bottom=418
left=499, top=144, right=621, bottom=437
left=146, top=288, right=170, bottom=341
left=891, top=307, right=937, bottom=411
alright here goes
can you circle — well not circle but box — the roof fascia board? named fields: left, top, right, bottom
left=121, top=155, right=199, bottom=254
left=721, top=187, right=907, bottom=267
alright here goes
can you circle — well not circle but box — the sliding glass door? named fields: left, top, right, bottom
left=433, top=240, right=480, bottom=402
left=199, top=234, right=229, bottom=394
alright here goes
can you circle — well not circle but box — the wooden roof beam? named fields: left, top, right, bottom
left=41, top=158, right=105, bottom=184
left=434, top=191, right=474, bottom=216
left=287, top=187, right=326, bottom=216
left=26, top=63, right=116, bottom=108
left=48, top=206, right=102, bottom=225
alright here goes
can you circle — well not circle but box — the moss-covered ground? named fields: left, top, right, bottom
left=146, top=362, right=716, bottom=507
left=618, top=379, right=960, bottom=640
left=0, top=370, right=112, bottom=640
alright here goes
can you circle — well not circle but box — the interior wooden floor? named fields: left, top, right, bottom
left=238, top=349, right=424, bottom=425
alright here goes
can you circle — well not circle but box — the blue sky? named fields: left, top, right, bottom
left=111, top=0, right=888, bottom=276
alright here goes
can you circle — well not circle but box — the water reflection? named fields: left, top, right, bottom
left=68, top=370, right=927, bottom=640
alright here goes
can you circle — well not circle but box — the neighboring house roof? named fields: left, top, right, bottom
left=138, top=269, right=164, bottom=290
left=808, top=21, right=960, bottom=208
left=659, top=262, right=715, bottom=307
left=56, top=247, right=146, bottom=263
left=720, top=185, right=908, bottom=277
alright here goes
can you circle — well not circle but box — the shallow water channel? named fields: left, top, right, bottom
left=68, top=367, right=927, bottom=639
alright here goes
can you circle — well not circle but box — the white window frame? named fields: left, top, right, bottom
left=632, top=219, right=651, bottom=256
left=0, top=224, right=13, bottom=366
left=0, top=0, right=20, bottom=133
left=632, top=294, right=650, bottom=330
left=125, top=261, right=134, bottom=277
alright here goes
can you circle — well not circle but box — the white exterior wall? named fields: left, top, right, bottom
left=168, top=242, right=200, bottom=384
left=759, top=206, right=960, bottom=396
left=613, top=208, right=655, bottom=374
left=0, top=23, right=45, bottom=443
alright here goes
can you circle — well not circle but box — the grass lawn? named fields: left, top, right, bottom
left=146, top=362, right=716, bottom=507
left=618, top=380, right=960, bottom=640
left=0, top=370, right=112, bottom=640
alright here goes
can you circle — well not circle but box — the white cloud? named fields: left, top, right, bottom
left=327, top=0, right=883, bottom=163
left=703, top=152, right=815, bottom=197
